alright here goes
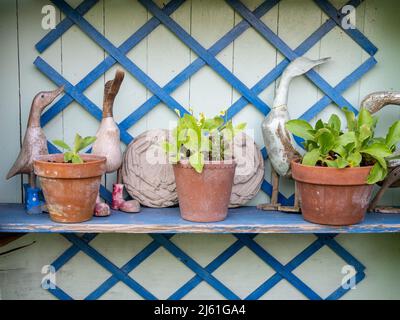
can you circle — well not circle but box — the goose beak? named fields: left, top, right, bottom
left=314, top=57, right=331, bottom=66
left=52, top=85, right=64, bottom=99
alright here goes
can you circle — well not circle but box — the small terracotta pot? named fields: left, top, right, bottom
left=34, top=154, right=106, bottom=223
left=173, top=160, right=236, bottom=222
left=291, top=160, right=374, bottom=226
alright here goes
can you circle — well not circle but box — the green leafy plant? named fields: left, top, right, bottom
left=286, top=108, right=400, bottom=184
left=162, top=109, right=246, bottom=173
left=52, top=134, right=97, bottom=164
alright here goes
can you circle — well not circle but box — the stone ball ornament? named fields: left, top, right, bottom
left=229, top=132, right=265, bottom=207
left=122, top=129, right=178, bottom=208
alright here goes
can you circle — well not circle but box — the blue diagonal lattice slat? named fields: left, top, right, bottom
left=35, top=0, right=377, bottom=300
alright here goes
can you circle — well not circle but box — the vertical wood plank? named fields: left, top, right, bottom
left=189, top=0, right=235, bottom=117
left=146, top=0, right=191, bottom=130
left=61, top=0, right=105, bottom=143
left=231, top=0, right=278, bottom=205
left=104, top=0, right=149, bottom=190
left=60, top=0, right=106, bottom=188
left=361, top=0, right=400, bottom=206
left=0, top=0, right=21, bottom=202
left=316, top=0, right=365, bottom=124
left=16, top=0, right=63, bottom=192
left=276, top=0, right=323, bottom=200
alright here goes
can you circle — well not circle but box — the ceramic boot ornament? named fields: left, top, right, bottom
left=6, top=86, right=64, bottom=214
left=92, top=69, right=140, bottom=216
left=258, top=56, right=330, bottom=212
left=361, top=91, right=400, bottom=213
left=111, top=168, right=140, bottom=213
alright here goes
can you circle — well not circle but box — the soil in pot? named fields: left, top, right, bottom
left=291, top=160, right=374, bottom=226
left=34, top=154, right=106, bottom=223
left=173, top=161, right=236, bottom=222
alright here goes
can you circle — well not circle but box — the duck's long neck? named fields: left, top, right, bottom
left=27, top=104, right=42, bottom=128
left=273, top=75, right=293, bottom=109
left=103, top=91, right=114, bottom=118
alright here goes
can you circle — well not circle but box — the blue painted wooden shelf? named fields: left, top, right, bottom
left=0, top=203, right=399, bottom=234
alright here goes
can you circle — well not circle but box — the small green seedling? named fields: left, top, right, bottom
left=286, top=108, right=400, bottom=184
left=162, top=109, right=246, bottom=173
left=53, top=134, right=97, bottom=164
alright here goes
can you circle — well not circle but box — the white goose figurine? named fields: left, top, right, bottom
left=259, top=56, right=330, bottom=211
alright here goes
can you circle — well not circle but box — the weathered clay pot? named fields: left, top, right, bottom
left=34, top=154, right=106, bottom=223
left=291, top=160, right=374, bottom=226
left=173, top=160, right=236, bottom=222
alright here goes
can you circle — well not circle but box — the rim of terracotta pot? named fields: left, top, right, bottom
left=34, top=154, right=106, bottom=179
left=174, top=159, right=237, bottom=170
left=291, top=159, right=373, bottom=186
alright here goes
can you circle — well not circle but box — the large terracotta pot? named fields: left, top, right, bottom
left=34, top=154, right=106, bottom=223
left=291, top=160, right=374, bottom=226
left=173, top=160, right=236, bottom=222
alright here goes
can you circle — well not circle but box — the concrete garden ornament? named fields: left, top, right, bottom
left=162, top=110, right=246, bottom=222
left=229, top=132, right=264, bottom=207
left=6, top=86, right=64, bottom=213
left=122, top=129, right=178, bottom=208
left=361, top=91, right=400, bottom=213
left=259, top=56, right=330, bottom=212
left=92, top=69, right=140, bottom=216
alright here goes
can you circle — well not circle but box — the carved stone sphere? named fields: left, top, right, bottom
left=122, top=129, right=178, bottom=208
left=230, top=132, right=265, bottom=207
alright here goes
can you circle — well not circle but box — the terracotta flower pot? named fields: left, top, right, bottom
left=173, top=161, right=236, bottom=222
left=291, top=160, right=374, bottom=226
left=34, top=154, right=106, bottom=223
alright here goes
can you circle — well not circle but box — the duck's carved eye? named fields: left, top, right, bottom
left=41, top=94, right=44, bottom=98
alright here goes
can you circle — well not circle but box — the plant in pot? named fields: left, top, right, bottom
left=286, top=108, right=400, bottom=226
left=163, top=109, right=246, bottom=222
left=33, top=134, right=106, bottom=223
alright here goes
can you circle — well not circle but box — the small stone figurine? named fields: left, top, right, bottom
left=258, top=56, right=330, bottom=212
left=6, top=86, right=64, bottom=213
left=92, top=69, right=140, bottom=216
left=361, top=91, right=400, bottom=213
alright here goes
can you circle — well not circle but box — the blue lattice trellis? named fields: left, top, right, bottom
left=34, top=0, right=376, bottom=300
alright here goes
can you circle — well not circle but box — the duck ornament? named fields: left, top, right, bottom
left=92, top=69, right=140, bottom=216
left=258, top=56, right=330, bottom=212
left=6, top=86, right=64, bottom=213
left=361, top=91, right=400, bottom=213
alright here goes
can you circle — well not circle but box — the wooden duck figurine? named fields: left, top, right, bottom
left=92, top=69, right=140, bottom=216
left=361, top=91, right=400, bottom=213
left=6, top=86, right=64, bottom=187
left=258, top=56, right=330, bottom=212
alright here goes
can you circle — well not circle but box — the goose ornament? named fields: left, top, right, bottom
left=258, top=56, right=330, bottom=212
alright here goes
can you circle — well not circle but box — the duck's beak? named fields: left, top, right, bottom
left=51, top=85, right=64, bottom=100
